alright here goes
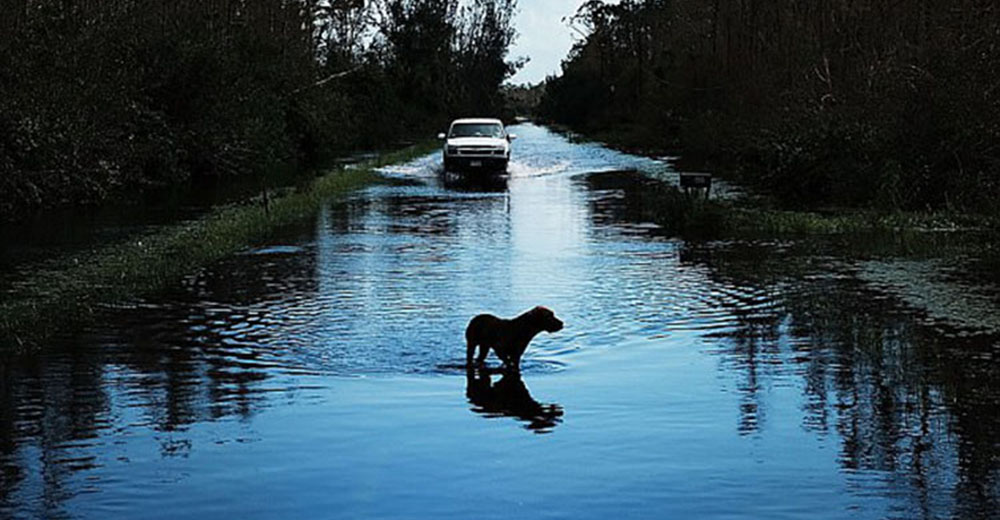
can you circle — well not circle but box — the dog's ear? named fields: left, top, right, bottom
left=534, top=306, right=552, bottom=316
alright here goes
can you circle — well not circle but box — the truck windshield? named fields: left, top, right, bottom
left=449, top=123, right=504, bottom=138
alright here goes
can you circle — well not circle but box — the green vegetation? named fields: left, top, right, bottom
left=1, top=0, right=520, bottom=221
left=725, top=208, right=994, bottom=236
left=538, top=0, right=1000, bottom=213
left=0, top=143, right=436, bottom=352
left=605, top=174, right=999, bottom=239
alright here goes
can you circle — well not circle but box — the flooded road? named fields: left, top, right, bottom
left=2, top=124, right=999, bottom=519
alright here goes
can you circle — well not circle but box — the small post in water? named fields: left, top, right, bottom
left=679, top=172, right=712, bottom=200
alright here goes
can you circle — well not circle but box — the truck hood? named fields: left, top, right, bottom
left=446, top=137, right=507, bottom=147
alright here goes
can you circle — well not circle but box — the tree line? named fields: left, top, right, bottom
left=539, top=0, right=1000, bottom=212
left=0, top=0, right=519, bottom=220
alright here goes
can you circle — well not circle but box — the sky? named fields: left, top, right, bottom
left=507, top=0, right=591, bottom=85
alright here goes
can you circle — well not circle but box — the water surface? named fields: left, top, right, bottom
left=2, top=124, right=999, bottom=519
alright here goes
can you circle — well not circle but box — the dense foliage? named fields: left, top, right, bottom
left=540, top=0, right=1000, bottom=211
left=0, top=0, right=519, bottom=220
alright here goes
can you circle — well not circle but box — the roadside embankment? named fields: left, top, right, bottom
left=628, top=175, right=1000, bottom=238
left=0, top=143, right=436, bottom=352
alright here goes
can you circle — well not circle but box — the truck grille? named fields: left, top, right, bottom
left=453, top=146, right=503, bottom=156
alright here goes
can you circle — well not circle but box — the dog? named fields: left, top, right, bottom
left=465, top=306, right=563, bottom=371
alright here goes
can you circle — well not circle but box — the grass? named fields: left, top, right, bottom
left=630, top=181, right=1000, bottom=239
left=0, top=142, right=437, bottom=352
left=725, top=207, right=996, bottom=235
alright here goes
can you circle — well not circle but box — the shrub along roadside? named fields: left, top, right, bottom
left=0, top=143, right=436, bottom=353
left=617, top=175, right=999, bottom=240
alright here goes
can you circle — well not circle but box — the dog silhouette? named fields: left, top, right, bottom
left=465, top=306, right=563, bottom=372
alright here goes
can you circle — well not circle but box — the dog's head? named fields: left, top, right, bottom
left=531, top=306, right=564, bottom=333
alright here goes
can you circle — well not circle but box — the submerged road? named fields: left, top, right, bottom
left=2, top=124, right=998, bottom=519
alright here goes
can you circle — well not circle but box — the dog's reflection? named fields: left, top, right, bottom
left=465, top=368, right=563, bottom=433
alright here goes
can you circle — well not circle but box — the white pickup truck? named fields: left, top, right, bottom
left=438, top=118, right=516, bottom=173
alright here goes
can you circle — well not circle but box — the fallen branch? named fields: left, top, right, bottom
left=290, top=66, right=362, bottom=95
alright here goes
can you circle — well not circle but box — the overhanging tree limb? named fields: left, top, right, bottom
left=290, top=65, right=363, bottom=95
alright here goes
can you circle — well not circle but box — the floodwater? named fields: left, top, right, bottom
left=2, top=124, right=999, bottom=519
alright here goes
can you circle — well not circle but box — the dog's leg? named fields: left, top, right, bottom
left=466, top=337, right=477, bottom=367
left=476, top=343, right=491, bottom=366
left=510, top=351, right=523, bottom=373
left=497, top=350, right=516, bottom=372
left=498, top=339, right=523, bottom=372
